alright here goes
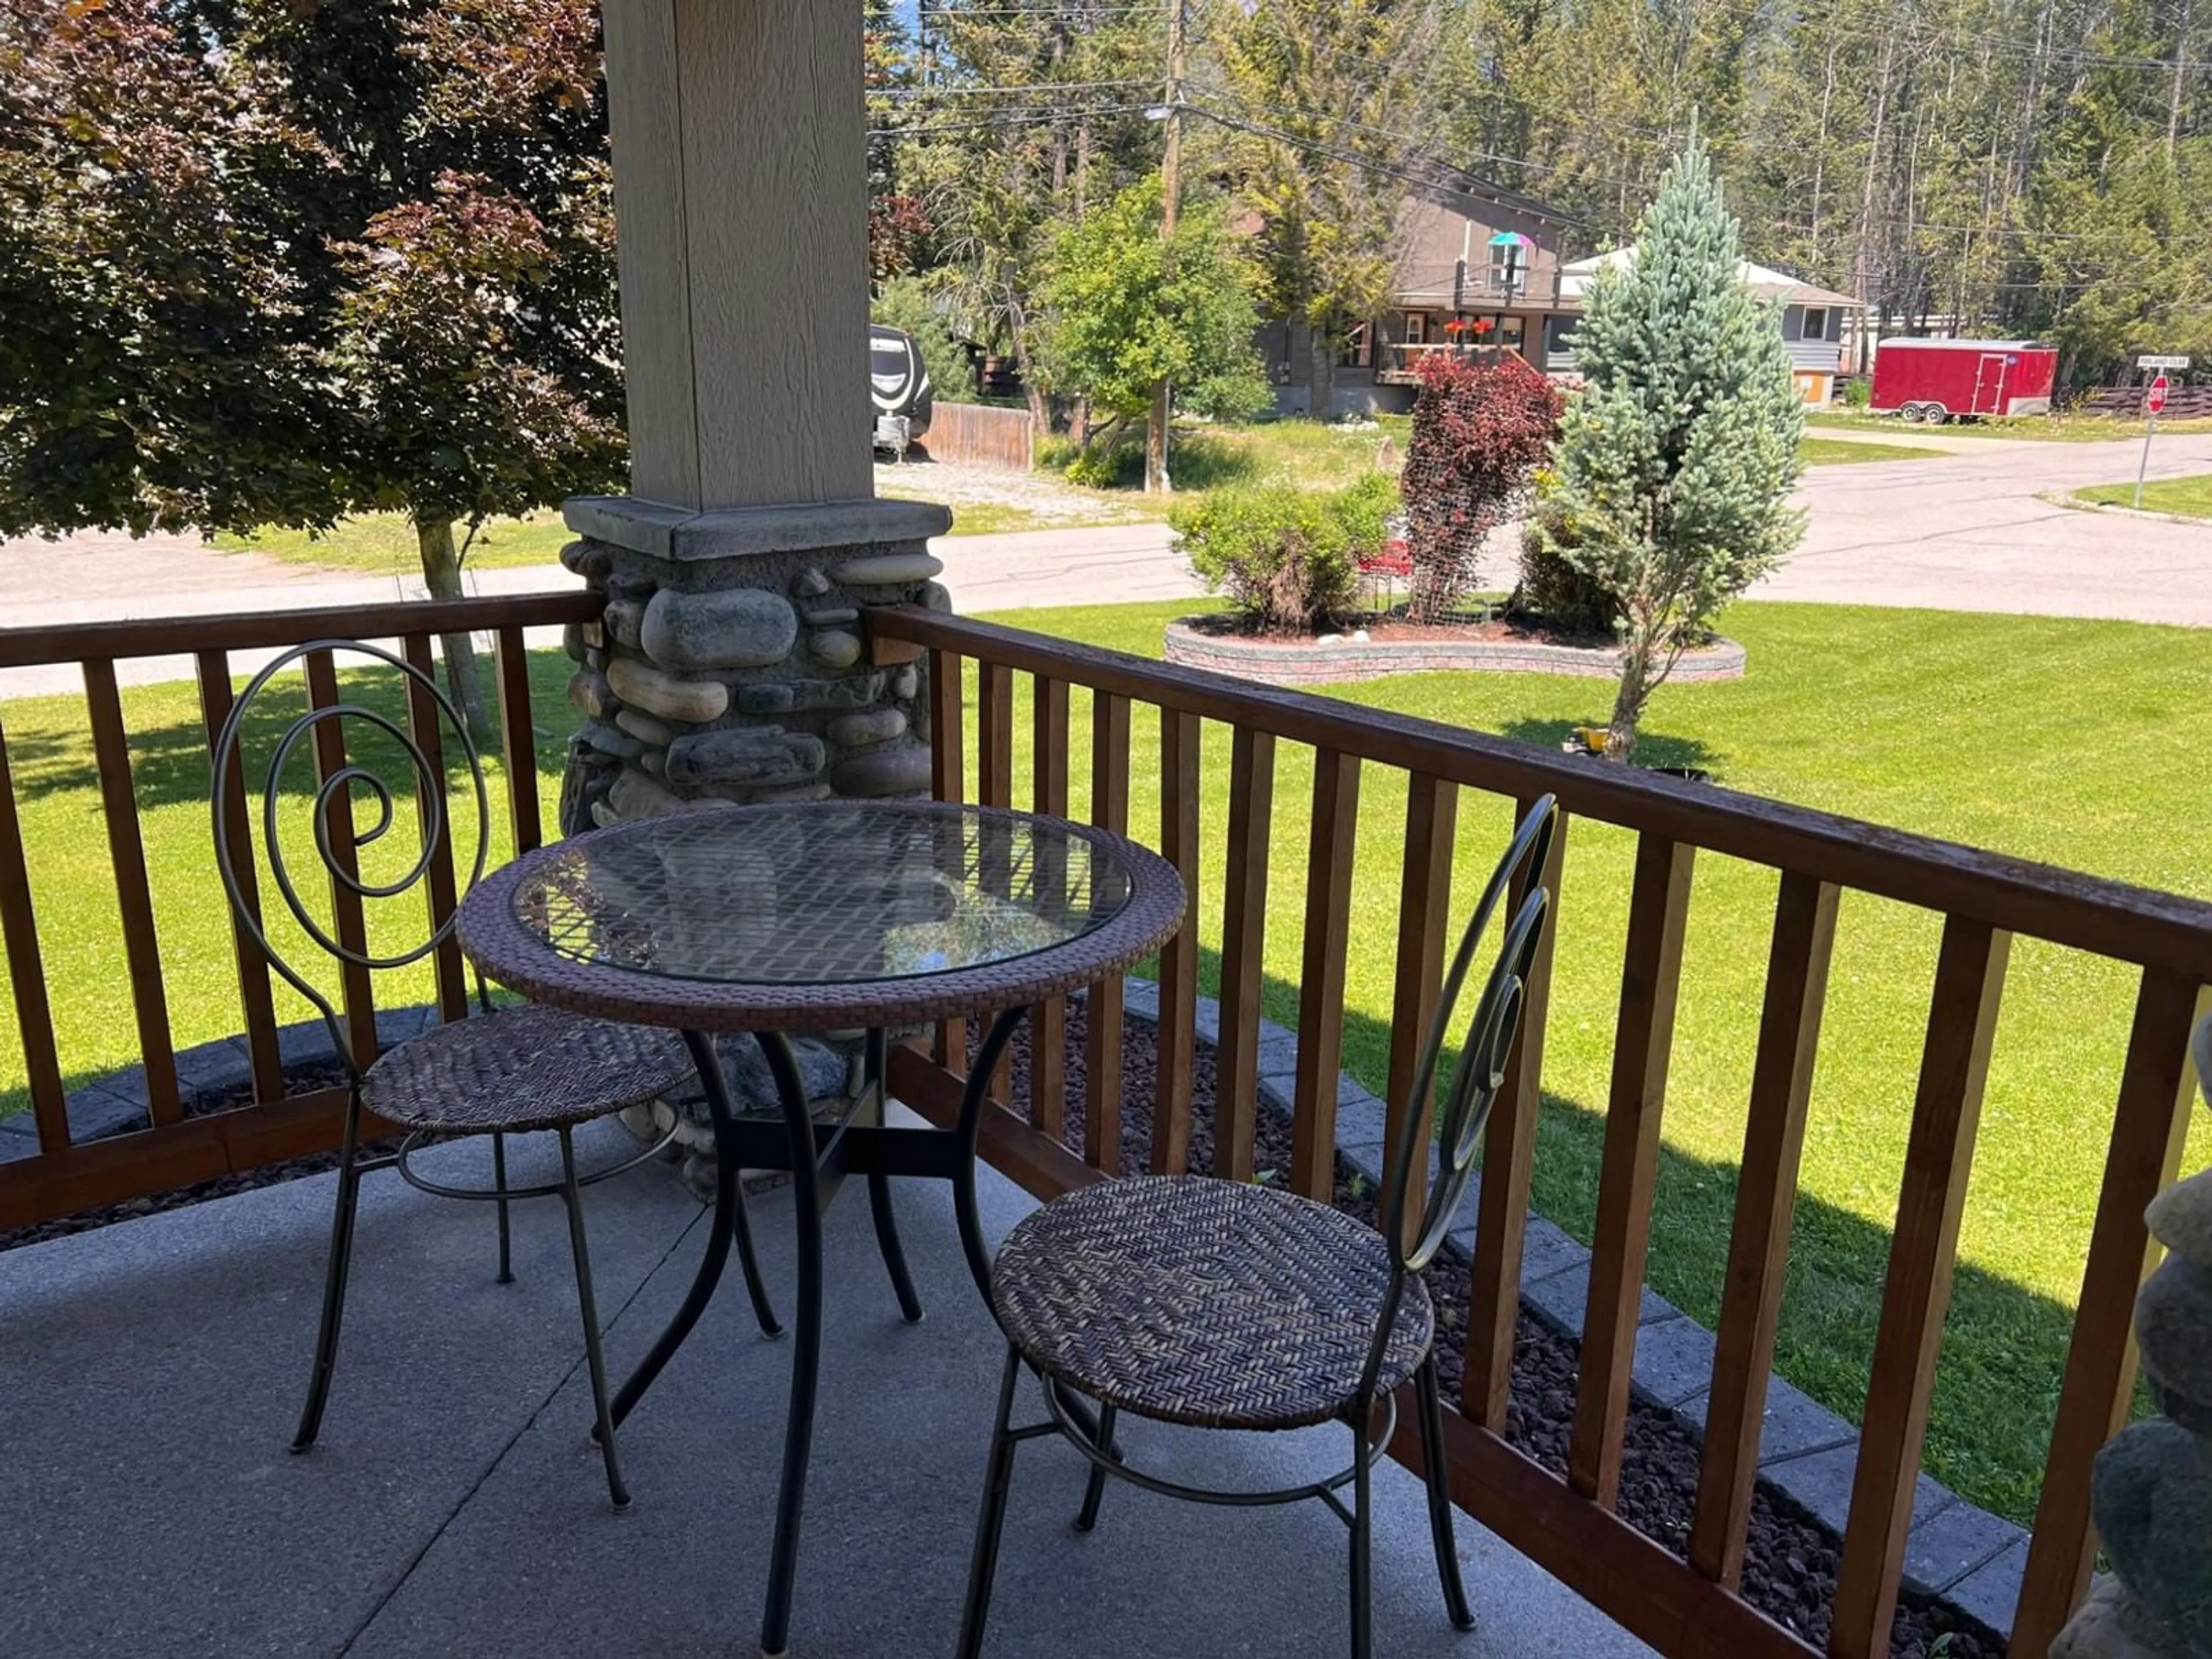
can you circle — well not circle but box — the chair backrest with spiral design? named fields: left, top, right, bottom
left=1361, top=793, right=1559, bottom=1399
left=209, top=639, right=492, bottom=1085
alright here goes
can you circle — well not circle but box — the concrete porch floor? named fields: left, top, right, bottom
left=0, top=1116, right=1654, bottom=1658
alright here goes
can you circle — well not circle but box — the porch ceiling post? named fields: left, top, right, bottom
left=554, top=1, right=953, bottom=842
left=601, top=0, right=874, bottom=511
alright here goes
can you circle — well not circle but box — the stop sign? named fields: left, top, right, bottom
left=2147, top=375, right=2170, bottom=414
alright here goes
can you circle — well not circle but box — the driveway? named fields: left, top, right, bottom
left=1762, top=429, right=2212, bottom=626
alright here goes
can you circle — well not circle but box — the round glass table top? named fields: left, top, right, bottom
left=511, top=801, right=1138, bottom=987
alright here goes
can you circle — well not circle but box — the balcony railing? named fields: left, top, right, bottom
left=866, top=603, right=2211, bottom=1659
left=0, top=591, right=2203, bottom=1659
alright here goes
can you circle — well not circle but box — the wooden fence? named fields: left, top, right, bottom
left=868, top=603, right=2212, bottom=1659
left=0, top=591, right=597, bottom=1230
left=2080, top=382, right=2212, bottom=420
left=916, top=400, right=1036, bottom=471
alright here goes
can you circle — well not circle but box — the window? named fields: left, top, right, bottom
left=1338, top=321, right=1374, bottom=369
left=1402, top=311, right=1428, bottom=346
left=1487, top=241, right=1526, bottom=296
left=1800, top=306, right=1829, bottom=342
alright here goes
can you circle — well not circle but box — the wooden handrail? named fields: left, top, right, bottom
left=871, top=607, right=2212, bottom=979
left=0, top=591, right=598, bottom=669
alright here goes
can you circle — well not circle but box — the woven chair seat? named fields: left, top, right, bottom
left=362, top=1003, right=692, bottom=1134
left=990, top=1175, right=1433, bottom=1431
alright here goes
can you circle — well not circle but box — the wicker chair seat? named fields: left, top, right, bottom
left=362, top=1002, right=692, bottom=1134
left=990, top=1175, right=1433, bottom=1431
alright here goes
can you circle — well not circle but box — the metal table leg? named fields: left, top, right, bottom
left=605, top=1031, right=782, bottom=1435
left=756, top=1032, right=824, bottom=1659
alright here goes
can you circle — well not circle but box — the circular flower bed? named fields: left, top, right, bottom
left=1164, top=615, right=1746, bottom=689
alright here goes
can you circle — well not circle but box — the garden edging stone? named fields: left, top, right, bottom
left=1120, top=974, right=2030, bottom=1638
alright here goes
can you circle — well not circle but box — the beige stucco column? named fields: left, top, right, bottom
left=557, top=0, right=952, bottom=836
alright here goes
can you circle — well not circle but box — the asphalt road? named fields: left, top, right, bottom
left=1, top=426, right=2206, bottom=698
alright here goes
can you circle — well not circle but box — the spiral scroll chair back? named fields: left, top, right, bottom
left=1360, top=794, right=1559, bottom=1399
left=209, top=640, right=493, bottom=1086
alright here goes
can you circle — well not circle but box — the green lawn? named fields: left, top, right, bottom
left=1797, top=436, right=1933, bottom=465
left=2074, top=473, right=2212, bottom=518
left=950, top=597, right=2212, bottom=1528
left=1809, top=409, right=2212, bottom=442
left=211, top=512, right=573, bottom=574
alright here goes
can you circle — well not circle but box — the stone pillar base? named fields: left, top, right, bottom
left=556, top=494, right=954, bottom=834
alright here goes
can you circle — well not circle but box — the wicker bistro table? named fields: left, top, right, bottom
left=457, top=800, right=1185, bottom=1657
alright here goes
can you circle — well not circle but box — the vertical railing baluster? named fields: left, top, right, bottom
left=977, top=662, right=1016, bottom=1104
left=493, top=626, right=541, bottom=854
left=1387, top=774, right=1459, bottom=1262
left=1464, top=793, right=1565, bottom=1426
left=83, top=658, right=179, bottom=1126
left=1829, top=917, right=2010, bottom=1659
left=302, top=649, right=380, bottom=1072
left=1082, top=690, right=1131, bottom=1172
left=1290, top=749, right=1361, bottom=1202
left=401, top=635, right=469, bottom=1024
left=1028, top=674, right=1071, bottom=1138
left=2007, top=974, right=2206, bottom=1659
left=1152, top=708, right=1203, bottom=1176
left=1691, top=872, right=1840, bottom=1584
left=196, top=649, right=287, bottom=1102
left=0, top=715, right=69, bottom=1149
left=927, top=646, right=967, bottom=1073
left=1213, top=725, right=1276, bottom=1183
left=1569, top=832, right=1695, bottom=1504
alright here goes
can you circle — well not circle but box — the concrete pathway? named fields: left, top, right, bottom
left=0, top=1116, right=1651, bottom=1659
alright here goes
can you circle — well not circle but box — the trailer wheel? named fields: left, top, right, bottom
left=1922, top=403, right=1950, bottom=426
left=1900, top=402, right=1926, bottom=423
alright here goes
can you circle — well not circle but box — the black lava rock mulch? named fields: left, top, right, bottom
left=980, top=1003, right=2004, bottom=1659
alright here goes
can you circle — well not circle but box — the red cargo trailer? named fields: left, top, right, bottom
left=1869, top=338, right=2058, bottom=423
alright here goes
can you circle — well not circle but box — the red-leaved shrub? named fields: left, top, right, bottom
left=1401, top=354, right=1563, bottom=622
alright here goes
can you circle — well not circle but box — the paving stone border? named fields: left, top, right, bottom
left=1113, top=976, right=2029, bottom=1641
left=1163, top=616, right=1748, bottom=688
left=8, top=986, right=2026, bottom=1637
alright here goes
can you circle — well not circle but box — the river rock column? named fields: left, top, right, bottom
left=556, top=497, right=952, bottom=832
left=2053, top=1014, right=2212, bottom=1659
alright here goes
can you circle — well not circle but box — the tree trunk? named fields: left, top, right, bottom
left=1603, top=621, right=1655, bottom=764
left=1070, top=396, right=1090, bottom=449
left=415, top=517, right=491, bottom=740
left=1308, top=318, right=1336, bottom=420
left=1146, top=379, right=1171, bottom=493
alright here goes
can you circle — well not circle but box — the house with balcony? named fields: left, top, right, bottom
left=1260, top=165, right=1581, bottom=418
left=1551, top=249, right=1863, bottom=403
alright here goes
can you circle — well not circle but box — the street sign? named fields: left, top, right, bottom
left=2136, top=354, right=2192, bottom=371
left=2147, top=376, right=2170, bottom=415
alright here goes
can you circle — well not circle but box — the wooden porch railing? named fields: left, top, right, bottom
left=868, top=603, right=2212, bottom=1659
left=0, top=592, right=597, bottom=1232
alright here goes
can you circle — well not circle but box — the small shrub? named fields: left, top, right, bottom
left=1844, top=374, right=1872, bottom=409
left=1174, top=474, right=1393, bottom=634
left=1517, top=512, right=1622, bottom=636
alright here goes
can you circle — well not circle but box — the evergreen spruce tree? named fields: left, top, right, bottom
left=1539, top=126, right=1804, bottom=762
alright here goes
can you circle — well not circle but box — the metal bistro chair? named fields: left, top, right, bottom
left=955, top=794, right=1560, bottom=1658
left=210, top=639, right=777, bottom=1509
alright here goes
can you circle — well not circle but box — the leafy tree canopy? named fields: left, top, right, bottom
left=1037, top=177, right=1271, bottom=430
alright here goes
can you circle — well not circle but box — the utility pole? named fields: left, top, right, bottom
left=1147, top=0, right=1188, bottom=494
